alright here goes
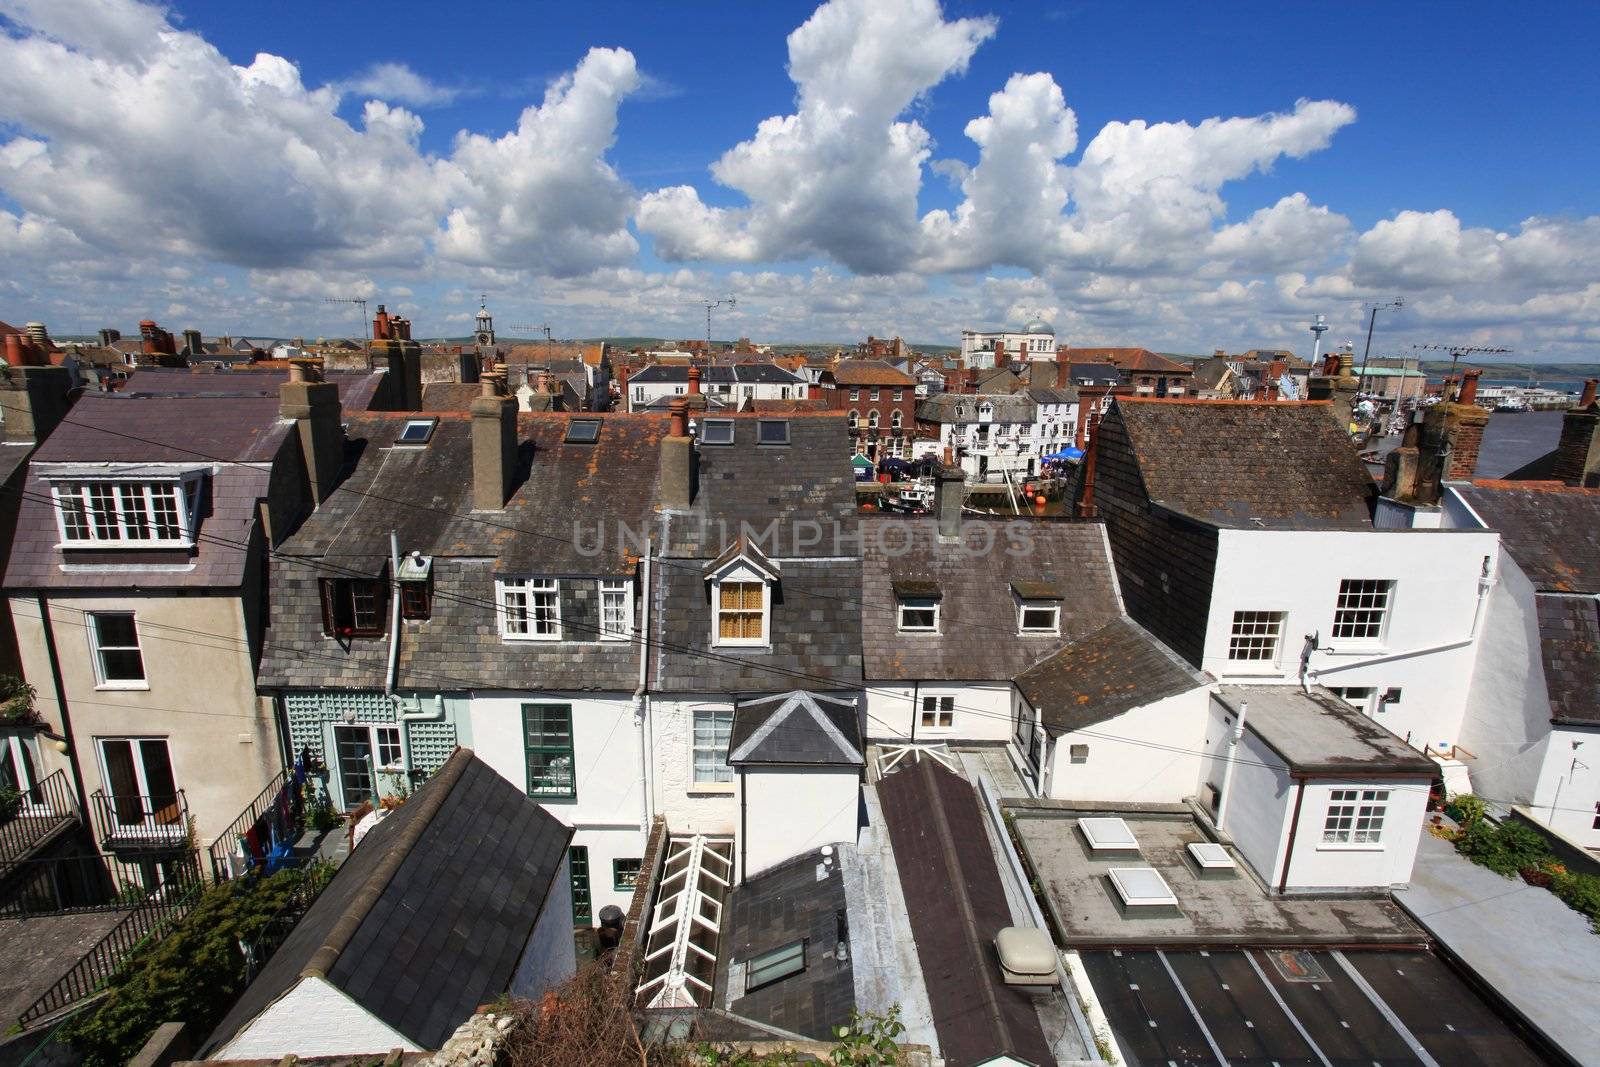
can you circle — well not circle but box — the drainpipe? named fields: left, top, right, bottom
left=1215, top=700, right=1247, bottom=832
left=1278, top=779, right=1307, bottom=893
left=36, top=597, right=92, bottom=822
left=384, top=530, right=401, bottom=698
left=635, top=537, right=654, bottom=832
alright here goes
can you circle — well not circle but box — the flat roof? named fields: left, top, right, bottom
left=1085, top=948, right=1552, bottom=1066
left=1010, top=811, right=1421, bottom=946
left=1217, top=686, right=1438, bottom=776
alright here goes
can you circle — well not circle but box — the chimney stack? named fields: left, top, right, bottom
left=280, top=358, right=342, bottom=505
left=1552, top=379, right=1600, bottom=487
left=183, top=329, right=203, bottom=357
left=24, top=322, right=49, bottom=348
left=471, top=375, right=518, bottom=510
left=688, top=365, right=701, bottom=396
left=98, top=328, right=121, bottom=348
left=0, top=359, right=72, bottom=443
left=935, top=461, right=965, bottom=541
left=1076, top=408, right=1103, bottom=518
left=660, top=398, right=698, bottom=509
left=1458, top=368, right=1481, bottom=406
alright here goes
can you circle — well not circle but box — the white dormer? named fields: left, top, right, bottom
left=46, top=467, right=207, bottom=548
left=977, top=401, right=994, bottom=422
left=704, top=536, right=780, bottom=648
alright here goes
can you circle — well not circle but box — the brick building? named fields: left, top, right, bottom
left=819, top=359, right=918, bottom=459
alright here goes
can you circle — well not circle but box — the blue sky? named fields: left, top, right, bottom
left=2, top=0, right=1598, bottom=356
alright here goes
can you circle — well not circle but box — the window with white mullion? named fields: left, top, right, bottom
left=1227, top=610, right=1285, bottom=663
left=1332, top=579, right=1393, bottom=642
left=57, top=481, right=192, bottom=545
left=499, top=578, right=561, bottom=640
left=600, top=579, right=632, bottom=640
left=1322, top=788, right=1389, bottom=844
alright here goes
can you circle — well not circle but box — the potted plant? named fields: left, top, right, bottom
left=0, top=786, right=21, bottom=822
left=0, top=675, right=37, bottom=726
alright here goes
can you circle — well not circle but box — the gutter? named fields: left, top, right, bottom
left=635, top=537, right=654, bottom=832
left=383, top=529, right=401, bottom=697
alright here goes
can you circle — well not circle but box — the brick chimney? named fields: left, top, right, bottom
left=182, top=329, right=203, bottom=357
left=1552, top=379, right=1600, bottom=487
left=98, top=327, right=121, bottom=348
left=688, top=365, right=701, bottom=396
left=0, top=360, right=72, bottom=443
left=280, top=358, right=343, bottom=505
left=660, top=397, right=697, bottom=509
left=1076, top=407, right=1103, bottom=518
left=471, top=372, right=517, bottom=510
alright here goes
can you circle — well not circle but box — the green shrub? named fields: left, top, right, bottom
left=60, top=868, right=321, bottom=1066
left=0, top=786, right=21, bottom=822
left=1454, top=818, right=1550, bottom=877
left=1445, top=794, right=1488, bottom=827
left=1550, top=872, right=1600, bottom=933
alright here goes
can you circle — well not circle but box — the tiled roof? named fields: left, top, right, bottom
left=260, top=413, right=665, bottom=691
left=975, top=368, right=1024, bottom=395
left=860, top=519, right=1122, bottom=681
left=420, top=382, right=486, bottom=411
left=877, top=759, right=1054, bottom=1067
left=1536, top=595, right=1600, bottom=726
left=1062, top=347, right=1192, bottom=374
left=205, top=751, right=571, bottom=1054
left=116, top=368, right=383, bottom=409
left=1456, top=483, right=1600, bottom=593
left=1111, top=399, right=1374, bottom=529
left=1014, top=617, right=1204, bottom=734
left=829, top=359, right=915, bottom=387
left=729, top=690, right=863, bottom=765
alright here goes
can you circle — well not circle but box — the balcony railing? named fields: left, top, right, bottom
left=0, top=770, right=81, bottom=867
left=90, top=790, right=188, bottom=851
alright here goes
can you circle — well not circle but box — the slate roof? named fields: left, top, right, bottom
left=1455, top=483, right=1600, bottom=592
left=975, top=368, right=1025, bottom=395
left=5, top=395, right=295, bottom=592
left=915, top=393, right=1035, bottom=425
left=1027, top=385, right=1078, bottom=406
left=1068, top=363, right=1123, bottom=387
left=877, top=759, right=1054, bottom=1067
left=631, top=363, right=805, bottom=386
left=117, top=368, right=383, bottom=409
left=729, top=690, right=864, bottom=765
left=420, top=381, right=485, bottom=411
left=259, top=413, right=664, bottom=691
left=719, top=850, right=854, bottom=1040
left=1014, top=617, right=1205, bottom=734
left=206, top=750, right=571, bottom=1055
left=1112, top=399, right=1375, bottom=529
left=830, top=359, right=915, bottom=387
left=860, top=518, right=1122, bottom=681
left=1535, top=595, right=1600, bottom=727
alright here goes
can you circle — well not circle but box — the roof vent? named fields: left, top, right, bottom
left=1107, top=867, right=1178, bottom=910
left=1078, top=817, right=1139, bottom=853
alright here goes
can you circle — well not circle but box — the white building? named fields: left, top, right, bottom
left=961, top=319, right=1058, bottom=368
left=626, top=363, right=807, bottom=412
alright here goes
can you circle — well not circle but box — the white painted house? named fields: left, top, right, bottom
left=961, top=319, right=1058, bottom=368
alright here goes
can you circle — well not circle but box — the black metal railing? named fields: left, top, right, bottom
left=16, top=850, right=204, bottom=1029
left=0, top=850, right=191, bottom=918
left=208, top=769, right=289, bottom=883
left=89, top=789, right=188, bottom=851
left=0, top=770, right=81, bottom=866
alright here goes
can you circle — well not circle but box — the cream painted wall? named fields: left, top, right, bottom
left=1206, top=528, right=1500, bottom=751
left=1042, top=687, right=1210, bottom=804
left=466, top=692, right=648, bottom=915
left=216, top=976, right=419, bottom=1060
left=864, top=682, right=1014, bottom=743
left=651, top=696, right=739, bottom=836
left=10, top=594, right=278, bottom=847
left=740, top=765, right=860, bottom=878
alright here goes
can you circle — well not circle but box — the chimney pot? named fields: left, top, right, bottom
left=688, top=366, right=701, bottom=396
left=1458, top=369, right=1482, bottom=406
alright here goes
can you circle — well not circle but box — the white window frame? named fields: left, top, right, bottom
left=1227, top=610, right=1286, bottom=666
left=711, top=569, right=770, bottom=648
left=599, top=579, right=633, bottom=641
left=919, top=693, right=956, bottom=732
left=497, top=578, right=562, bottom=641
left=870, top=388, right=880, bottom=401
left=50, top=475, right=203, bottom=548
left=690, top=706, right=734, bottom=789
left=87, top=611, right=147, bottom=690
left=1321, top=788, right=1389, bottom=847
left=849, top=388, right=859, bottom=401
left=1331, top=579, right=1394, bottom=645
left=890, top=410, right=903, bottom=431
left=897, top=597, right=939, bottom=633
left=1017, top=602, right=1060, bottom=635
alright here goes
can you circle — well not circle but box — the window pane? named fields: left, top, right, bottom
left=117, top=485, right=150, bottom=539
left=149, top=484, right=181, bottom=539
left=1228, top=611, right=1284, bottom=661
left=59, top=489, right=89, bottom=540
left=88, top=484, right=118, bottom=539
left=1332, top=580, right=1391, bottom=641
left=746, top=940, right=806, bottom=991
left=94, top=613, right=139, bottom=648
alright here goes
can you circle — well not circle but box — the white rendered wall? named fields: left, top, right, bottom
left=651, top=696, right=738, bottom=836
left=467, top=692, right=647, bottom=914
left=1206, top=528, right=1500, bottom=751
left=511, top=855, right=578, bottom=998
left=1280, top=777, right=1429, bottom=890
left=1041, top=687, right=1210, bottom=803
left=217, top=977, right=419, bottom=1060
left=864, top=682, right=1015, bottom=744
left=1217, top=727, right=1294, bottom=889
left=1531, top=724, right=1600, bottom=849
left=740, top=766, right=861, bottom=878
left=1457, top=553, right=1555, bottom=809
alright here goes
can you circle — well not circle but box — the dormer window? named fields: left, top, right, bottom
left=498, top=578, right=561, bottom=641
left=1012, top=579, right=1063, bottom=635
left=705, top=536, right=779, bottom=648
left=893, top=578, right=941, bottom=633
left=977, top=402, right=994, bottom=421
left=398, top=552, right=433, bottom=621
left=321, top=578, right=388, bottom=638
left=51, top=475, right=202, bottom=548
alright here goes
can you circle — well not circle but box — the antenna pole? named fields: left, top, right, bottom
left=1357, top=299, right=1403, bottom=396
left=699, top=297, right=737, bottom=365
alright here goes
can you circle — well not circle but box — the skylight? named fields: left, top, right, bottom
left=635, top=836, right=734, bottom=1009
left=1079, top=817, right=1140, bottom=852
left=744, top=939, right=806, bottom=993
left=395, top=418, right=437, bottom=445
left=1107, top=867, right=1178, bottom=908
left=564, top=419, right=601, bottom=444
left=700, top=418, right=735, bottom=445
left=757, top=419, right=790, bottom=445
left=1187, top=842, right=1236, bottom=872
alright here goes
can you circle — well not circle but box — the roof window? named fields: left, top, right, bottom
left=757, top=419, right=790, bottom=446
left=564, top=418, right=601, bottom=444
left=699, top=418, right=735, bottom=445
left=395, top=418, right=437, bottom=446
left=744, top=939, right=807, bottom=993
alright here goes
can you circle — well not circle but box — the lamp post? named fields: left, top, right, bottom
left=1357, top=299, right=1404, bottom=395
